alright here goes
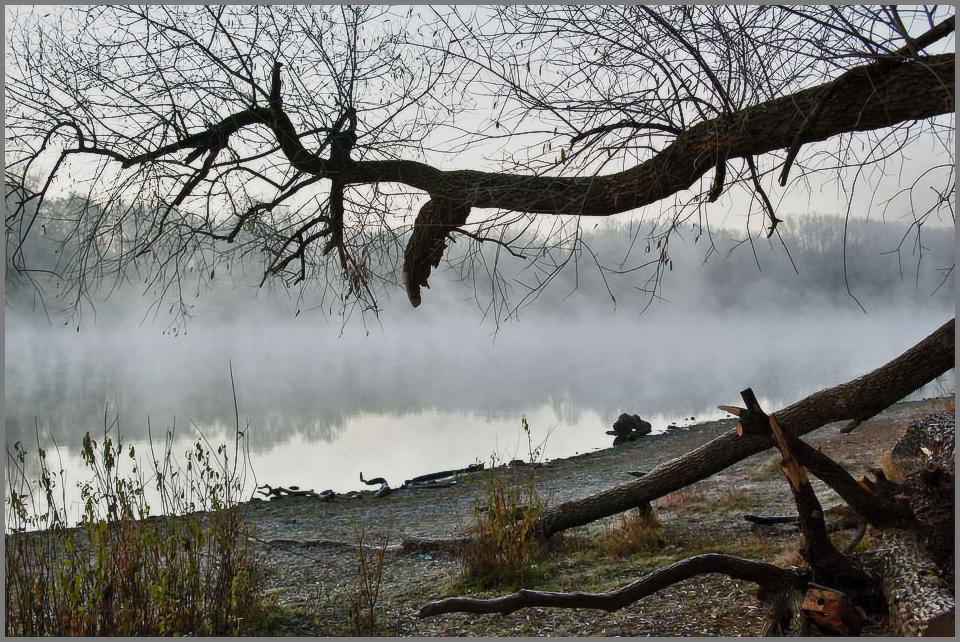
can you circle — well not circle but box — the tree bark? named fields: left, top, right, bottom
left=788, top=437, right=915, bottom=529
left=535, top=318, right=954, bottom=537
left=868, top=531, right=955, bottom=636
left=132, top=55, right=953, bottom=218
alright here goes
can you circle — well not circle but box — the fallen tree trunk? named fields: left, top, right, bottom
left=536, top=318, right=954, bottom=537
left=418, top=321, right=954, bottom=633
left=867, top=531, right=955, bottom=636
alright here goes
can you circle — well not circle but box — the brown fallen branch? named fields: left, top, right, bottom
left=417, top=554, right=801, bottom=618
left=766, top=412, right=869, bottom=589
left=535, top=318, right=953, bottom=537
left=787, top=437, right=914, bottom=529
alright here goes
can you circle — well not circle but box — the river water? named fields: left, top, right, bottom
left=5, top=304, right=954, bottom=525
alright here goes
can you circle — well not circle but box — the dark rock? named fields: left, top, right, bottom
left=611, top=413, right=652, bottom=446
left=611, top=413, right=652, bottom=436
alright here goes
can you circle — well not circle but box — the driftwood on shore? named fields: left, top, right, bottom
left=405, top=463, right=484, bottom=486
left=256, top=484, right=334, bottom=501
left=417, top=319, right=955, bottom=636
left=257, top=462, right=484, bottom=504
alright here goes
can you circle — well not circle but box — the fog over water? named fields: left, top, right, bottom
left=5, top=215, right=955, bottom=518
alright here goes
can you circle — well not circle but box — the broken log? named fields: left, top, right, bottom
left=535, top=318, right=953, bottom=538
left=892, top=411, right=956, bottom=474
left=763, top=412, right=869, bottom=589
left=787, top=434, right=915, bottom=529
left=867, top=530, right=955, bottom=636
left=800, top=583, right=862, bottom=636
left=734, top=388, right=773, bottom=437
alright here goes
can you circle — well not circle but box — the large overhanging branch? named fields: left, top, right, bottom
left=121, top=54, right=953, bottom=215
left=35, top=53, right=954, bottom=306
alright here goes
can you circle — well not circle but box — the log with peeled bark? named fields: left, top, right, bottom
left=535, top=318, right=954, bottom=538
left=800, top=584, right=863, bottom=636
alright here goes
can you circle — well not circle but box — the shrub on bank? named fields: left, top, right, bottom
left=5, top=421, right=269, bottom=636
left=459, top=417, right=549, bottom=589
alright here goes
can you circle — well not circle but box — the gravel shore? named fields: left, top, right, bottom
left=240, top=397, right=952, bottom=636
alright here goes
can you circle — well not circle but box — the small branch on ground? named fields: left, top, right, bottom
left=417, top=554, right=801, bottom=618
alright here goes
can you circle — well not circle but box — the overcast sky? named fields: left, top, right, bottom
left=4, top=5, right=955, bottom=237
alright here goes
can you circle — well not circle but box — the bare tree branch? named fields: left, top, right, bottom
left=418, top=554, right=801, bottom=618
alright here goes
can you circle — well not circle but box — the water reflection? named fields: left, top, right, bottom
left=5, top=307, right=954, bottom=513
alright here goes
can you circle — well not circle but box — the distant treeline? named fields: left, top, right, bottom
left=6, top=192, right=954, bottom=322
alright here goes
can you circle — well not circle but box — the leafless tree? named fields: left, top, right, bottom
left=4, top=6, right=956, bottom=634
left=5, top=5, right=954, bottom=325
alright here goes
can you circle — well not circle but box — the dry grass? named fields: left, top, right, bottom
left=654, top=482, right=751, bottom=513
left=654, top=483, right=707, bottom=509
left=594, top=507, right=666, bottom=559
left=877, top=452, right=907, bottom=483
left=748, top=453, right=782, bottom=480
left=5, top=426, right=269, bottom=636
left=458, top=419, right=550, bottom=590
left=772, top=546, right=805, bottom=569
left=348, top=527, right=392, bottom=636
